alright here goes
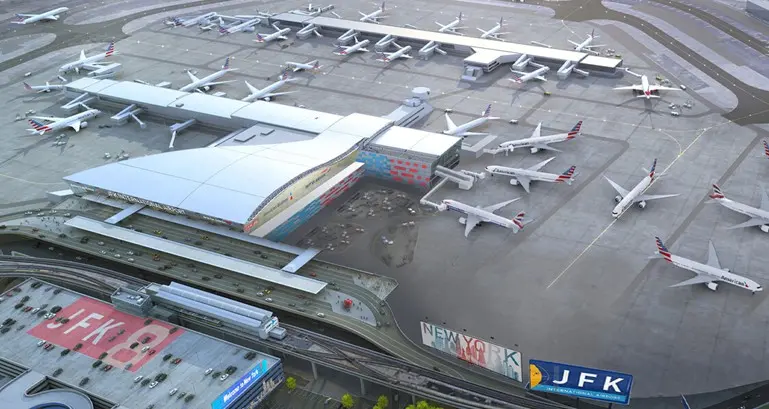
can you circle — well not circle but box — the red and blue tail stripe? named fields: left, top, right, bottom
left=222, top=57, right=231, bottom=70
left=566, top=120, right=582, bottom=139
left=219, top=26, right=229, bottom=34
left=105, top=42, right=115, bottom=56
left=28, top=119, right=51, bottom=133
left=763, top=140, right=768, bottom=158
left=482, top=104, right=492, bottom=117
left=23, top=82, right=33, bottom=91
left=255, top=33, right=265, bottom=42
left=648, top=158, right=657, bottom=179
left=512, top=212, right=525, bottom=229
left=709, top=184, right=725, bottom=199
left=655, top=237, right=672, bottom=262
left=556, top=166, right=576, bottom=182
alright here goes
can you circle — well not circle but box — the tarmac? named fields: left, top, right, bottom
left=0, top=0, right=769, bottom=402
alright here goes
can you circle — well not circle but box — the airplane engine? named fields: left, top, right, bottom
left=458, top=217, right=467, bottom=225
left=203, top=85, right=211, bottom=92
left=637, top=200, right=647, bottom=209
left=723, top=268, right=731, bottom=273
left=509, top=179, right=519, bottom=186
left=706, top=282, right=718, bottom=291
left=81, top=121, right=89, bottom=129
left=614, top=195, right=622, bottom=203
left=530, top=147, right=540, bottom=154
left=264, top=97, right=272, bottom=102
left=761, top=224, right=769, bottom=233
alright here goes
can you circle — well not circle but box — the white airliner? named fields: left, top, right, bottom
left=436, top=13, right=465, bottom=35
left=26, top=108, right=101, bottom=135
left=13, top=7, right=69, bottom=24
left=24, top=82, right=65, bottom=93
left=708, top=184, right=769, bottom=232
left=359, top=2, right=387, bottom=23
left=58, top=42, right=115, bottom=74
left=255, top=24, right=291, bottom=43
left=218, top=17, right=260, bottom=35
left=285, top=60, right=322, bottom=72
left=509, top=64, right=549, bottom=83
left=604, top=158, right=679, bottom=218
left=437, top=198, right=526, bottom=238
left=614, top=69, right=679, bottom=99
left=569, top=29, right=605, bottom=54
left=166, top=12, right=217, bottom=27
left=443, top=104, right=499, bottom=137
left=498, top=121, right=582, bottom=154
left=655, top=237, right=762, bottom=293
left=485, top=157, right=576, bottom=193
left=179, top=57, right=236, bottom=93
left=477, top=18, right=508, bottom=41
left=333, top=38, right=370, bottom=55
left=242, top=72, right=300, bottom=102
left=377, top=45, right=412, bottom=63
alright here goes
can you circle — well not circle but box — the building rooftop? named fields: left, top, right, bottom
left=232, top=101, right=343, bottom=134
left=174, top=93, right=251, bottom=119
left=370, top=127, right=461, bottom=157
left=0, top=279, right=281, bottom=409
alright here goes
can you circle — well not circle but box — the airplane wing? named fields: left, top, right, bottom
left=29, top=116, right=63, bottom=122
left=535, top=75, right=547, bottom=82
left=648, top=85, right=680, bottom=92
left=725, top=218, right=769, bottom=230
left=460, top=131, right=490, bottom=136
left=585, top=44, right=606, bottom=48
left=444, top=113, right=456, bottom=130
left=706, top=240, right=721, bottom=269
left=532, top=143, right=561, bottom=152
left=604, top=176, right=630, bottom=198
left=760, top=187, right=769, bottom=211
left=516, top=176, right=531, bottom=193
left=44, top=16, right=59, bottom=21
left=358, top=11, right=367, bottom=17
left=187, top=71, right=200, bottom=83
left=670, top=274, right=713, bottom=288
left=634, top=193, right=679, bottom=203
left=482, top=198, right=519, bottom=213
left=614, top=85, right=643, bottom=91
left=261, top=91, right=297, bottom=99
left=464, top=214, right=480, bottom=237
left=527, top=157, right=555, bottom=172
left=69, top=121, right=82, bottom=132
left=15, top=14, right=37, bottom=17
left=568, top=40, right=580, bottom=46
left=244, top=81, right=260, bottom=95
left=202, top=80, right=235, bottom=87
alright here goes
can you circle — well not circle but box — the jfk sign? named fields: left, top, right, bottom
left=529, top=359, right=634, bottom=405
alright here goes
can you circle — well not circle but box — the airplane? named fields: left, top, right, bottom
left=485, top=158, right=576, bottom=193
left=164, top=17, right=184, bottom=27
left=26, top=108, right=101, bottom=135
left=437, top=198, right=526, bottom=238
left=436, top=12, right=465, bottom=35
left=509, top=64, right=549, bottom=83
left=24, top=82, right=65, bottom=93
left=166, top=12, right=217, bottom=27
left=333, top=38, right=370, bottom=55
left=569, top=29, right=605, bottom=54
left=708, top=184, right=769, bottom=232
left=58, top=42, right=116, bottom=74
left=477, top=17, right=508, bottom=41
left=654, top=237, right=762, bottom=294
left=13, top=7, right=69, bottom=24
left=443, top=104, right=499, bottom=137
left=218, top=17, right=260, bottom=35
left=498, top=121, right=582, bottom=154
left=242, top=72, right=301, bottom=102
left=255, top=24, right=291, bottom=43
left=199, top=22, right=218, bottom=31
left=359, top=2, right=387, bottom=23
left=604, top=158, right=679, bottom=218
left=179, top=57, right=236, bottom=93
left=377, top=44, right=413, bottom=63
left=614, top=69, right=679, bottom=99
left=285, top=60, right=322, bottom=73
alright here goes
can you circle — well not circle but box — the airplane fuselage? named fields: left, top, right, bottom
left=439, top=200, right=514, bottom=229
left=499, top=133, right=569, bottom=150
left=360, top=9, right=383, bottom=22
left=574, top=37, right=593, bottom=52
left=612, top=176, right=651, bottom=217
left=243, top=78, right=299, bottom=102
left=640, top=75, right=653, bottom=99
left=33, top=109, right=100, bottom=134
left=221, top=18, right=260, bottom=34
left=257, top=28, right=290, bottom=42
left=179, top=69, right=232, bottom=92
left=514, top=66, right=549, bottom=83
left=59, top=53, right=109, bottom=73
left=485, top=166, right=560, bottom=183
left=286, top=60, right=318, bottom=71
left=182, top=12, right=217, bottom=27
left=16, top=7, right=69, bottom=24
left=667, top=254, right=761, bottom=292
left=336, top=39, right=370, bottom=55
left=712, top=197, right=769, bottom=222
left=383, top=46, right=412, bottom=61
left=438, top=18, right=461, bottom=33
left=444, top=116, right=491, bottom=136
left=480, top=24, right=501, bottom=39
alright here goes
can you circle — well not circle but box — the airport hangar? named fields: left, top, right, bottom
left=61, top=78, right=462, bottom=242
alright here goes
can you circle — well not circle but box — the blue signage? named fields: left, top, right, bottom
left=529, top=360, right=634, bottom=405
left=211, top=360, right=269, bottom=409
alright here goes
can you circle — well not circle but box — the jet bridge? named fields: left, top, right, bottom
left=433, top=165, right=484, bottom=190
left=61, top=93, right=97, bottom=114
left=418, top=41, right=446, bottom=59
left=111, top=104, right=146, bottom=128
left=169, top=119, right=196, bottom=149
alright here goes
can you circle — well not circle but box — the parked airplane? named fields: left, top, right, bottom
left=654, top=237, right=762, bottom=293
left=477, top=18, right=508, bottom=41
left=443, top=104, right=499, bottom=137
left=570, top=29, right=605, bottom=54
left=285, top=60, right=322, bottom=72
left=242, top=72, right=300, bottom=102
left=437, top=198, right=526, bottom=238
left=485, top=158, right=576, bottom=193
left=333, top=38, right=370, bottom=55
left=179, top=57, right=236, bottom=92
left=377, top=44, right=412, bottom=63
left=359, top=2, right=387, bottom=23
left=58, top=42, right=116, bottom=74
left=199, top=22, right=218, bottom=31
left=604, top=159, right=679, bottom=218
left=24, top=82, right=65, bottom=93
left=255, top=24, right=291, bottom=43
left=614, top=69, right=679, bottom=99
left=708, top=184, right=769, bottom=232
left=436, top=12, right=465, bottom=35
left=26, top=108, right=101, bottom=135
left=509, top=64, right=549, bottom=83
left=218, top=17, right=260, bottom=34
left=167, top=12, right=217, bottom=27
left=498, top=121, right=582, bottom=154
left=13, top=7, right=69, bottom=24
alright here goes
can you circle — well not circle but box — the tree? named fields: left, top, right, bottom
left=341, top=393, right=355, bottom=409
left=416, top=401, right=430, bottom=409
left=285, top=377, right=296, bottom=392
left=372, top=405, right=382, bottom=409
left=377, top=395, right=389, bottom=409
left=405, top=405, right=416, bottom=409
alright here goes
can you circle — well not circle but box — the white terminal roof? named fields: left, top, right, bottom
left=232, top=101, right=342, bottom=134
left=176, top=92, right=251, bottom=119
left=65, top=133, right=364, bottom=224
left=371, top=127, right=461, bottom=156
